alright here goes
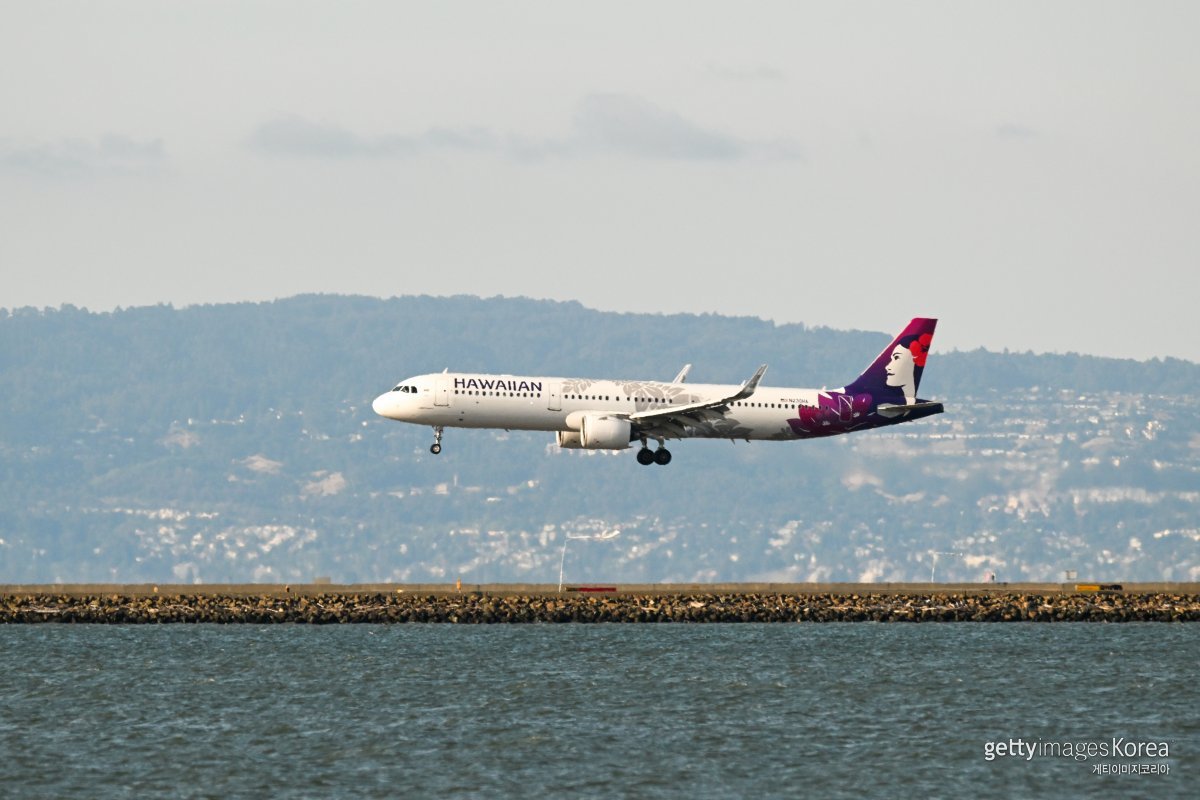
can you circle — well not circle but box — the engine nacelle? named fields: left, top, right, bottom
left=581, top=415, right=632, bottom=449
left=556, top=431, right=585, bottom=449
left=556, top=415, right=632, bottom=450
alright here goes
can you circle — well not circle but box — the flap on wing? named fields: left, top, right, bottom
left=630, top=364, right=767, bottom=424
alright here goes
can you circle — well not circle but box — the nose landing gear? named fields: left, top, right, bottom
left=430, top=426, right=444, bottom=455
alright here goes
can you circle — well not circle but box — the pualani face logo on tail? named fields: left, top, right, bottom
left=884, top=330, right=934, bottom=404
left=788, top=318, right=938, bottom=437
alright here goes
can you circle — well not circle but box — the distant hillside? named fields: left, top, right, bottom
left=2, top=295, right=1198, bottom=584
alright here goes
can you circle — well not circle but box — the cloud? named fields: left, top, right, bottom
left=301, top=471, right=346, bottom=498
left=248, top=116, right=374, bottom=157
left=249, top=94, right=803, bottom=163
left=0, top=134, right=165, bottom=177
left=571, top=93, right=743, bottom=160
left=242, top=454, right=283, bottom=475
left=570, top=94, right=803, bottom=160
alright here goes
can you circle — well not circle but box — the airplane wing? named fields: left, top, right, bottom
left=671, top=364, right=692, bottom=384
left=627, top=365, right=767, bottom=438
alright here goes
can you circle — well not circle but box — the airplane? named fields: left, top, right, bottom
left=371, top=317, right=943, bottom=466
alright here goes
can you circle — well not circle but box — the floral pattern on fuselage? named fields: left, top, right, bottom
left=787, top=391, right=875, bottom=438
left=561, top=378, right=698, bottom=413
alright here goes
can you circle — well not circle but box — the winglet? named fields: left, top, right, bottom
left=672, top=364, right=692, bottom=384
left=731, top=364, right=768, bottom=401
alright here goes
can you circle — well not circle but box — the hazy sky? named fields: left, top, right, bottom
left=3, top=2, right=1198, bottom=361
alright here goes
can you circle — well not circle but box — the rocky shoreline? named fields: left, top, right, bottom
left=4, top=592, right=1199, bottom=623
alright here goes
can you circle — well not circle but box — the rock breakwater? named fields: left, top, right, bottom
left=4, top=592, right=1199, bottom=623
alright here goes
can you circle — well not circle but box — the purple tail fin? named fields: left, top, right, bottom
left=844, top=318, right=938, bottom=406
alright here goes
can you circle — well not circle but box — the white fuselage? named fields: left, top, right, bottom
left=372, top=371, right=827, bottom=443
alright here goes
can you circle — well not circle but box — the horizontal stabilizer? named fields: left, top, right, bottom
left=876, top=401, right=945, bottom=418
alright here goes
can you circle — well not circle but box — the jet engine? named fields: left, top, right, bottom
left=556, top=415, right=632, bottom=450
left=556, top=431, right=586, bottom=449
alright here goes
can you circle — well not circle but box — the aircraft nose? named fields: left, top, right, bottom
left=372, top=392, right=394, bottom=418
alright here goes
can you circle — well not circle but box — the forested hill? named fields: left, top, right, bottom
left=2, top=295, right=1198, bottom=584
left=3, top=295, right=1195, bottom=438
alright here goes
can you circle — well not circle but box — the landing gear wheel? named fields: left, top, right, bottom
left=653, top=448, right=672, bottom=466
left=636, top=448, right=655, bottom=466
left=430, top=443, right=442, bottom=455
left=430, top=425, right=444, bottom=455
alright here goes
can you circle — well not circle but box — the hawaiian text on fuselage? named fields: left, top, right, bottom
left=454, top=377, right=544, bottom=393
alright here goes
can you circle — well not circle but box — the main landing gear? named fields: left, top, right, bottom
left=430, top=426, right=444, bottom=455
left=636, top=439, right=672, bottom=466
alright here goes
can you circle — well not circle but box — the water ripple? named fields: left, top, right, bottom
left=1, top=625, right=1196, bottom=799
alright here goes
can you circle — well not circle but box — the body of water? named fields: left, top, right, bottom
left=1, top=624, right=1195, bottom=798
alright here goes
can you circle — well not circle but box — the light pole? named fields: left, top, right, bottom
left=558, top=530, right=621, bottom=592
left=930, top=551, right=963, bottom=582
